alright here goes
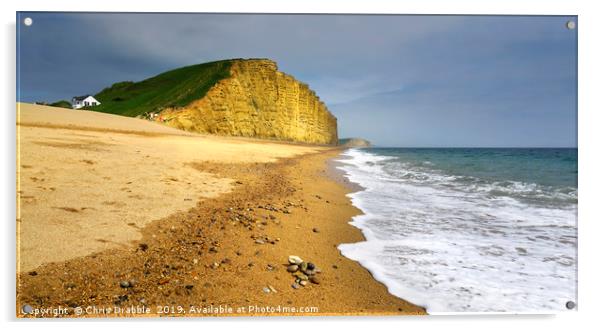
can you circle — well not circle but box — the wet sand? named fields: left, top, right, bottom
left=16, top=103, right=426, bottom=317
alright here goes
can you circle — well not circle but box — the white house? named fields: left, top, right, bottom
left=71, top=95, right=101, bottom=109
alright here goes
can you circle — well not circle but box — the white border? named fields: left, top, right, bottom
left=2, top=0, right=601, bottom=329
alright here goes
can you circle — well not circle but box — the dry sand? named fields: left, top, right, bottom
left=17, top=103, right=323, bottom=272
left=16, top=103, right=425, bottom=316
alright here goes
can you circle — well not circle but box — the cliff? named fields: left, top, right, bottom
left=157, top=59, right=338, bottom=145
left=339, top=138, right=372, bottom=148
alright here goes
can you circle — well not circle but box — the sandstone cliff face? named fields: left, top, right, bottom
left=158, top=59, right=338, bottom=145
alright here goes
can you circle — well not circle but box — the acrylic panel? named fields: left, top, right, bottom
left=16, top=12, right=577, bottom=317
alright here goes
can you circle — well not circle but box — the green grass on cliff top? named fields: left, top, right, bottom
left=89, top=60, right=233, bottom=117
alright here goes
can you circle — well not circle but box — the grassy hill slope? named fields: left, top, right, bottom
left=49, top=100, right=72, bottom=109
left=90, top=60, right=232, bottom=117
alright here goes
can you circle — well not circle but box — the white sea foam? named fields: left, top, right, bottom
left=336, top=148, right=577, bottom=313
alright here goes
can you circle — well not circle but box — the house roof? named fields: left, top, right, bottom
left=72, top=95, right=92, bottom=101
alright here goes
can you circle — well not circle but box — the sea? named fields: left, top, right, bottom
left=336, top=148, right=577, bottom=313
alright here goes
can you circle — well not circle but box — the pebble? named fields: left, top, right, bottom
left=300, top=262, right=308, bottom=272
left=307, top=262, right=315, bottom=270
left=262, top=287, right=271, bottom=293
left=268, top=285, right=278, bottom=293
left=291, top=283, right=300, bottom=289
left=138, top=243, right=149, bottom=251
left=312, top=228, right=320, bottom=233
left=309, top=276, right=321, bottom=284
left=296, top=274, right=309, bottom=281
left=119, top=280, right=131, bottom=288
left=288, top=255, right=303, bottom=265
left=255, top=239, right=265, bottom=244
left=287, top=265, right=299, bottom=272
left=209, top=246, right=218, bottom=253
left=299, top=280, right=308, bottom=287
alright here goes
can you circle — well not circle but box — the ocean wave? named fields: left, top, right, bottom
left=335, top=148, right=577, bottom=313
left=342, top=148, right=577, bottom=207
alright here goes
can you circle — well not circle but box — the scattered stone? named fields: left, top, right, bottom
left=312, top=228, right=320, bottom=233
left=209, top=246, right=218, bottom=253
left=64, top=282, right=76, bottom=290
left=255, top=239, right=265, bottom=244
left=303, top=269, right=316, bottom=276
left=307, top=262, right=315, bottom=270
left=299, top=280, right=308, bottom=287
left=262, top=287, right=271, bottom=294
left=211, top=262, right=220, bottom=269
left=288, top=255, right=303, bottom=265
left=221, top=258, right=232, bottom=264
left=119, top=280, right=131, bottom=288
left=300, top=262, right=308, bottom=272
left=138, top=243, right=149, bottom=251
left=296, top=273, right=309, bottom=281
left=268, top=285, right=278, bottom=293
left=266, top=264, right=275, bottom=271
left=291, top=283, right=300, bottom=289
left=185, top=284, right=194, bottom=290
left=287, top=265, right=299, bottom=273
left=309, top=276, right=321, bottom=284
left=236, top=181, right=243, bottom=185
left=28, top=271, right=37, bottom=276
left=332, top=264, right=339, bottom=269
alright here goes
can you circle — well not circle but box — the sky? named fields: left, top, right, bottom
left=17, top=13, right=577, bottom=147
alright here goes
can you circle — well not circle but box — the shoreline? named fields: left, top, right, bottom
left=17, top=145, right=425, bottom=316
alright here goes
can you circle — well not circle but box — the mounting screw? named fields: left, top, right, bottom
left=22, top=304, right=33, bottom=314
left=566, top=20, right=576, bottom=30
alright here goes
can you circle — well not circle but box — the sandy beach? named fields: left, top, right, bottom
left=16, top=103, right=425, bottom=317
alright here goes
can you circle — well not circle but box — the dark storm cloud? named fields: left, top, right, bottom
left=17, top=13, right=576, bottom=147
